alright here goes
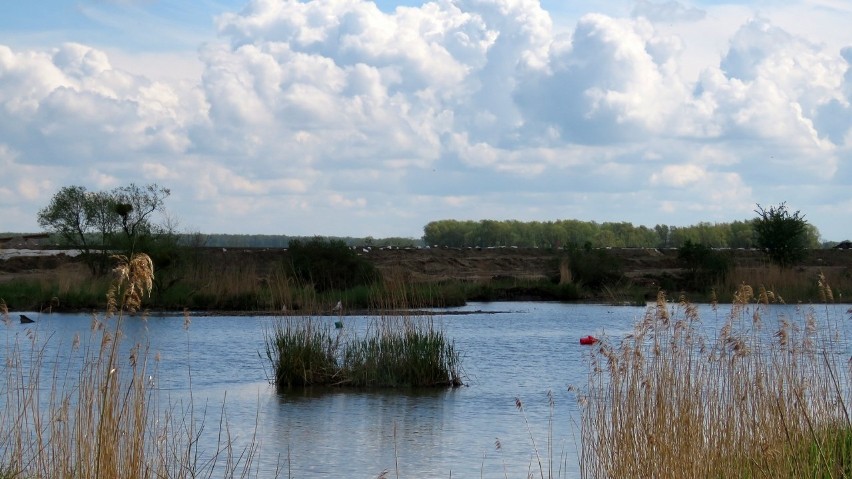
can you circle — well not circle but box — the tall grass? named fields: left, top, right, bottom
left=0, top=254, right=270, bottom=478
left=0, top=264, right=108, bottom=311
left=340, top=315, right=463, bottom=388
left=577, top=277, right=852, bottom=478
left=711, top=265, right=851, bottom=303
left=265, top=314, right=462, bottom=390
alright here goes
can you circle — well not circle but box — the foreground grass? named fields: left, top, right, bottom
left=577, top=278, right=852, bottom=478
left=0, top=254, right=270, bottom=479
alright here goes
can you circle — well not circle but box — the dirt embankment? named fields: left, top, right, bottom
left=2, top=246, right=852, bottom=287
left=364, top=246, right=852, bottom=286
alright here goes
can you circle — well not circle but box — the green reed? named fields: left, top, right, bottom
left=265, top=317, right=340, bottom=387
left=265, top=313, right=462, bottom=390
left=341, top=316, right=462, bottom=388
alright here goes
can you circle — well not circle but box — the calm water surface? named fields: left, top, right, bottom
left=4, top=301, right=850, bottom=478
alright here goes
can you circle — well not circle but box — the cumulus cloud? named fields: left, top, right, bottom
left=514, top=13, right=693, bottom=145
left=632, top=0, right=706, bottom=23
left=2, top=0, right=851, bottom=239
left=0, top=42, right=196, bottom=167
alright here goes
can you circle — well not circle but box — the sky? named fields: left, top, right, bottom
left=1, top=0, right=850, bottom=241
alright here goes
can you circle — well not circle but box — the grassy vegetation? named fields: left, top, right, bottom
left=576, top=278, right=852, bottom=478
left=265, top=275, right=463, bottom=390
left=265, top=314, right=462, bottom=390
left=4, top=243, right=851, bottom=312
left=0, top=254, right=268, bottom=478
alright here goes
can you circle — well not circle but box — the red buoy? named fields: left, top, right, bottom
left=579, top=335, right=598, bottom=345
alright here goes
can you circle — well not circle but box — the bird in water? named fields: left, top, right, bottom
left=20, top=314, right=34, bottom=324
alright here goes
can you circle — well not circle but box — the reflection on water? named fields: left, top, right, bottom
left=6, top=301, right=845, bottom=477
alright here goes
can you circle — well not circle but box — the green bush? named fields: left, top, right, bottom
left=567, top=248, right=624, bottom=290
left=677, top=240, right=731, bottom=290
left=286, top=238, right=380, bottom=292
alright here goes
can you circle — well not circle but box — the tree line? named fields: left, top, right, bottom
left=34, top=183, right=824, bottom=276
left=422, top=217, right=822, bottom=250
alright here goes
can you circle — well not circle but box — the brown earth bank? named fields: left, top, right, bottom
left=3, top=246, right=852, bottom=288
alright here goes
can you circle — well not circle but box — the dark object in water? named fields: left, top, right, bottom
left=20, top=314, right=35, bottom=324
left=579, top=335, right=598, bottom=345
left=334, top=321, right=343, bottom=329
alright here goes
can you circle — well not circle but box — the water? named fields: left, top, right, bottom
left=3, top=301, right=850, bottom=478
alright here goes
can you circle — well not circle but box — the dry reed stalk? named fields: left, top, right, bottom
left=1, top=253, right=269, bottom=478
left=578, top=282, right=852, bottom=478
left=559, top=258, right=572, bottom=285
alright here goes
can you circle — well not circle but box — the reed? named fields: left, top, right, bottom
left=340, top=315, right=462, bottom=388
left=265, top=317, right=340, bottom=387
left=0, top=254, right=268, bottom=478
left=710, top=265, right=851, bottom=303
left=0, top=266, right=108, bottom=311
left=576, top=278, right=852, bottom=478
left=264, top=276, right=463, bottom=390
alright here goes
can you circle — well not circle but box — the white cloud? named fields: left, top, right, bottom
left=632, top=0, right=706, bottom=23
left=650, top=164, right=706, bottom=188
left=1, top=0, right=851, bottom=240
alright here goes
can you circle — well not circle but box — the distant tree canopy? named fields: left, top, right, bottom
left=422, top=218, right=782, bottom=249
left=194, top=234, right=420, bottom=249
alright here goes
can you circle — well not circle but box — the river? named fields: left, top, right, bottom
left=3, top=301, right=850, bottom=478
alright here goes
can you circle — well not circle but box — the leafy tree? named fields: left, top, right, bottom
left=37, top=183, right=171, bottom=274
left=37, top=186, right=96, bottom=254
left=111, top=183, right=171, bottom=255
left=728, top=220, right=754, bottom=249
left=753, top=202, right=811, bottom=268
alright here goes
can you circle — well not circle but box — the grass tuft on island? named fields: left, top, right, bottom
left=265, top=314, right=462, bottom=390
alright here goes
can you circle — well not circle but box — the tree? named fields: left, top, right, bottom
left=37, top=186, right=95, bottom=254
left=37, top=183, right=171, bottom=274
left=111, top=183, right=171, bottom=255
left=753, top=202, right=810, bottom=268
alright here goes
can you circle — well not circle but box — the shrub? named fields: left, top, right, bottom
left=753, top=202, right=812, bottom=268
left=286, top=238, right=380, bottom=292
left=677, top=240, right=731, bottom=290
left=566, top=249, right=624, bottom=291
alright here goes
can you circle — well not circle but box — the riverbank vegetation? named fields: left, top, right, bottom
left=7, top=193, right=848, bottom=311
left=2, top=242, right=851, bottom=312
left=0, top=254, right=269, bottom=478
left=4, top=251, right=852, bottom=477
left=577, top=280, right=852, bottom=478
